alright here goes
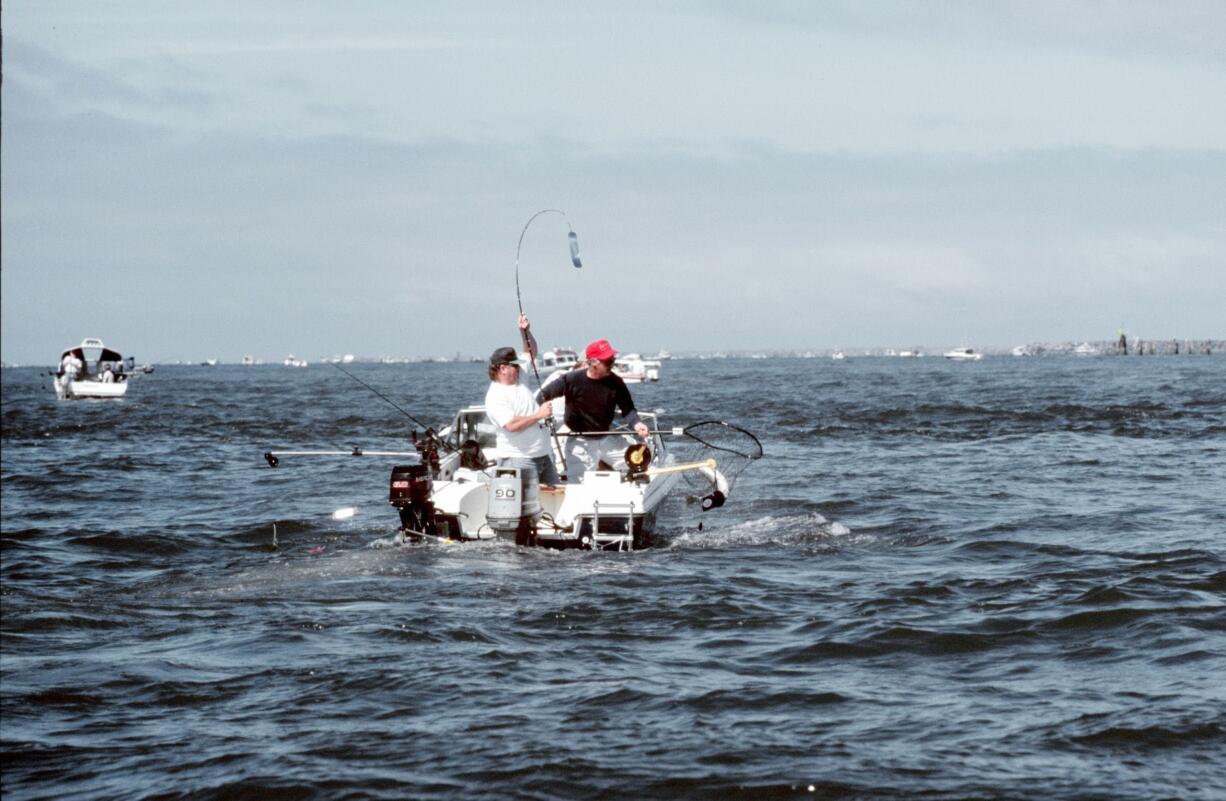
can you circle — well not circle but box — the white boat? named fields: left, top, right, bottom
left=53, top=338, right=148, bottom=400
left=537, top=347, right=580, bottom=371
left=944, top=347, right=983, bottom=361
left=831, top=351, right=846, bottom=361
left=898, top=349, right=922, bottom=358
left=1073, top=342, right=1099, bottom=356
left=614, top=353, right=661, bottom=383
left=266, top=403, right=760, bottom=552
left=283, top=354, right=308, bottom=368
left=538, top=347, right=661, bottom=384
left=386, top=405, right=697, bottom=549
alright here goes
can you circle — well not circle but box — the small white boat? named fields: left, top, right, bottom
left=944, top=347, right=983, bottom=361
left=898, top=349, right=922, bottom=358
left=284, top=354, right=308, bottom=368
left=831, top=351, right=846, bottom=361
left=614, top=353, right=661, bottom=383
left=53, top=338, right=148, bottom=400
left=1073, top=342, right=1099, bottom=356
left=537, top=347, right=579, bottom=371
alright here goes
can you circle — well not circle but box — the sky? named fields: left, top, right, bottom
left=2, top=1, right=1224, bottom=364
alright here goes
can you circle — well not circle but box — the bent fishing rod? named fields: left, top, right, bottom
left=514, top=208, right=583, bottom=460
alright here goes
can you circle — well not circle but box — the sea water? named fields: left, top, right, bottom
left=2, top=356, right=1224, bottom=800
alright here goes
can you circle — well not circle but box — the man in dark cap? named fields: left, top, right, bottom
left=483, top=314, right=559, bottom=485
left=538, top=337, right=650, bottom=483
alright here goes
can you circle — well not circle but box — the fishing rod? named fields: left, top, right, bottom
left=263, top=447, right=422, bottom=467
left=514, top=208, right=583, bottom=463
left=328, top=361, right=441, bottom=437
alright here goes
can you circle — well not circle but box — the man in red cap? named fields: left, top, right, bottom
left=538, top=337, right=651, bottom=483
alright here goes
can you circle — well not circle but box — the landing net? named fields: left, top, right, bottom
left=668, top=421, right=764, bottom=510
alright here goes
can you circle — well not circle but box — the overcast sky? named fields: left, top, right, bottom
left=3, top=1, right=1224, bottom=363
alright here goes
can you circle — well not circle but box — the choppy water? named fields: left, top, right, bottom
left=2, top=356, right=1224, bottom=800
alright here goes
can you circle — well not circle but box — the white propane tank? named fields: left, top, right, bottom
left=487, top=468, right=523, bottom=534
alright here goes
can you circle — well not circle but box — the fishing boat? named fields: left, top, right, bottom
left=613, top=353, right=661, bottom=383
left=943, top=346, right=983, bottom=361
left=266, top=404, right=760, bottom=551
left=537, top=347, right=579, bottom=371
left=53, top=338, right=149, bottom=400
left=264, top=210, right=761, bottom=549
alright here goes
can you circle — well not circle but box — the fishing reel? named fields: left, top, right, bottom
left=625, top=444, right=651, bottom=480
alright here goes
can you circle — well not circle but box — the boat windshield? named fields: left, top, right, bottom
left=450, top=410, right=498, bottom=450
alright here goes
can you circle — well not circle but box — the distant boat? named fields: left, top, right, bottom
left=537, top=347, right=580, bottom=371
left=202, top=358, right=218, bottom=367
left=832, top=351, right=846, bottom=361
left=1073, top=342, right=1099, bottom=356
left=284, top=354, right=308, bottom=368
left=53, top=338, right=149, bottom=400
left=242, top=355, right=256, bottom=366
left=614, top=353, right=661, bottom=383
left=898, top=349, right=922, bottom=358
left=1011, top=345, right=1029, bottom=357
left=944, top=347, right=982, bottom=361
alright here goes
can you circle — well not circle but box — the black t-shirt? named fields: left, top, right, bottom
left=539, top=369, right=637, bottom=435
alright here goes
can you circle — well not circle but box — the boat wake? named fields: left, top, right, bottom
left=662, top=511, right=854, bottom=549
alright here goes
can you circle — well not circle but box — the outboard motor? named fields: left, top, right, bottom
left=487, top=466, right=541, bottom=546
left=390, top=462, right=436, bottom=535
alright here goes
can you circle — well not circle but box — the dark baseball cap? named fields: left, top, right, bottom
left=489, top=346, right=523, bottom=367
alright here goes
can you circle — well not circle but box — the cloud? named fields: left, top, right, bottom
left=709, top=0, right=1226, bottom=64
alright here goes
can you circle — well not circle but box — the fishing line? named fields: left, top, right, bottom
left=328, top=361, right=451, bottom=450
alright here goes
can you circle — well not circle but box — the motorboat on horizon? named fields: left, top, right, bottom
left=613, top=353, right=661, bottom=383
left=943, top=347, right=983, bottom=361
left=537, top=347, right=661, bottom=384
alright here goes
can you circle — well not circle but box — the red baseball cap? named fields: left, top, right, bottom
left=585, top=339, right=618, bottom=361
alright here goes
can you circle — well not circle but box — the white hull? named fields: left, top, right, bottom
left=425, top=463, right=680, bottom=550
left=55, top=376, right=129, bottom=400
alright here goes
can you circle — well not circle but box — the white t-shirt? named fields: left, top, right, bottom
left=484, top=380, right=550, bottom=459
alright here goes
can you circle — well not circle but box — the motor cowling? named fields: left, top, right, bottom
left=487, top=466, right=542, bottom=545
left=390, top=463, right=432, bottom=507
